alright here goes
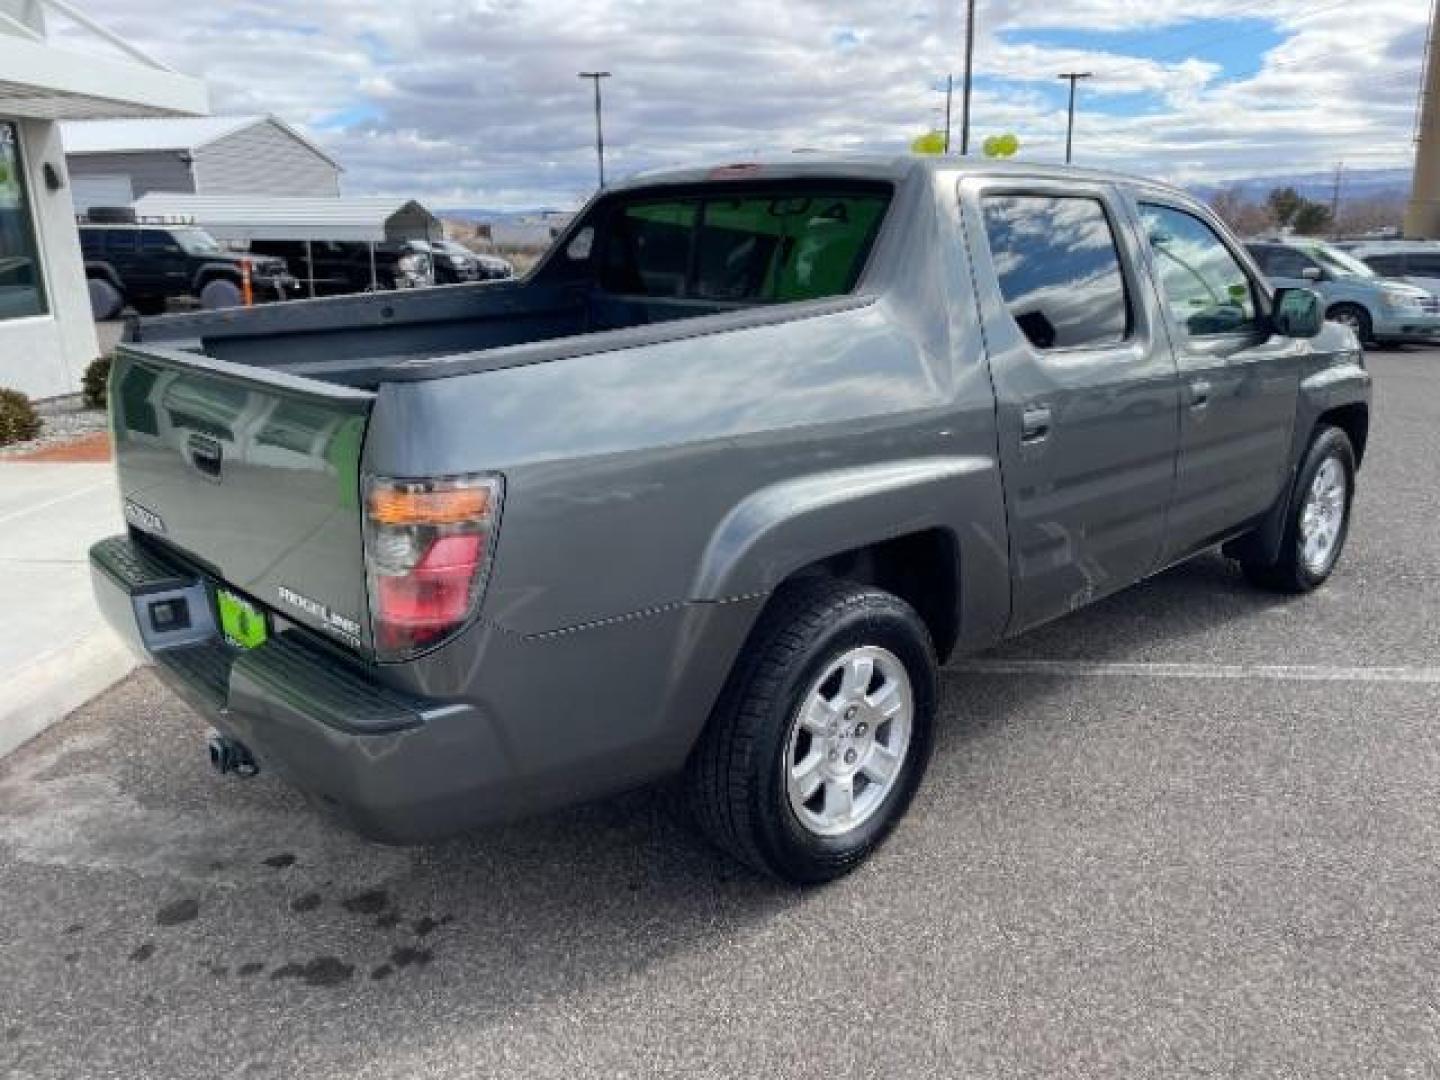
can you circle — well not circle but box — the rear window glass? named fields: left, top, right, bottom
left=597, top=187, right=889, bottom=304
left=981, top=194, right=1131, bottom=350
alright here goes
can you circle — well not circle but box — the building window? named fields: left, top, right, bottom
left=0, top=122, right=48, bottom=321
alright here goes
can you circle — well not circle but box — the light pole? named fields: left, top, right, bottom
left=959, top=0, right=975, bottom=154
left=1058, top=71, right=1092, bottom=165
left=578, top=71, right=611, bottom=189
left=943, top=74, right=954, bottom=153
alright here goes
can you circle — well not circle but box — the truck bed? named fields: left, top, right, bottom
left=128, top=277, right=858, bottom=390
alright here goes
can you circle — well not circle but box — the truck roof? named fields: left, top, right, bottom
left=616, top=154, right=1187, bottom=197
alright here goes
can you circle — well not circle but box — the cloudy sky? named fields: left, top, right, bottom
left=57, top=0, right=1431, bottom=209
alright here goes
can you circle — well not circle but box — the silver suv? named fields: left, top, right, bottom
left=1246, top=239, right=1440, bottom=345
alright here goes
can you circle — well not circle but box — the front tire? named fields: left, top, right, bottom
left=199, top=278, right=243, bottom=310
left=687, top=578, right=937, bottom=884
left=1239, top=426, right=1356, bottom=593
left=1327, top=303, right=1372, bottom=345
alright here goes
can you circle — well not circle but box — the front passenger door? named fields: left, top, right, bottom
left=1135, top=200, right=1301, bottom=563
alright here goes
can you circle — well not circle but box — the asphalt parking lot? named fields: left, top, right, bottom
left=3, top=348, right=1439, bottom=1079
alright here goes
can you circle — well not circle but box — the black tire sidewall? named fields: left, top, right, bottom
left=1286, top=427, right=1356, bottom=590
left=748, top=594, right=936, bottom=882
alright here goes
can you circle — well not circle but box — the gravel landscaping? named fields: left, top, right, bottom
left=0, top=395, right=109, bottom=459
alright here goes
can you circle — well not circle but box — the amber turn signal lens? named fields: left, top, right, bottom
left=367, top=484, right=491, bottom=526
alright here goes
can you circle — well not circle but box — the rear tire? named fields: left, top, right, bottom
left=87, top=278, right=122, bottom=321
left=1239, top=426, right=1356, bottom=593
left=686, top=578, right=937, bottom=884
left=1327, top=303, right=1372, bottom=345
left=199, top=278, right=243, bottom=310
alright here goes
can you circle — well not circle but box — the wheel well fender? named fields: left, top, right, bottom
left=85, top=262, right=123, bottom=290
left=1228, top=386, right=1369, bottom=566
left=1324, top=300, right=1370, bottom=323
left=192, top=264, right=241, bottom=293
left=692, top=456, right=1000, bottom=661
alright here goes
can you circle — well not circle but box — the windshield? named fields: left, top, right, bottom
left=1306, top=243, right=1376, bottom=280
left=174, top=229, right=224, bottom=256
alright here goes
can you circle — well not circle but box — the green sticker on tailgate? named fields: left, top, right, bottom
left=217, top=589, right=269, bottom=650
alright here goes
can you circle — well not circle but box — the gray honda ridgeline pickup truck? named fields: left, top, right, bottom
left=92, top=157, right=1370, bottom=883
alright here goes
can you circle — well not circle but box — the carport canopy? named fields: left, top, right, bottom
left=128, top=194, right=442, bottom=243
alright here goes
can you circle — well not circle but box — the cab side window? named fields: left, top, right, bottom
left=1141, top=204, right=1258, bottom=337
left=1265, top=247, right=1319, bottom=280
left=105, top=230, right=138, bottom=256
left=980, top=194, right=1131, bottom=350
left=141, top=231, right=176, bottom=253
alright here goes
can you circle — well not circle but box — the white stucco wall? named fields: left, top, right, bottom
left=0, top=117, right=98, bottom=400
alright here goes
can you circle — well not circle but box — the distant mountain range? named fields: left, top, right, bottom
left=1190, top=167, right=1411, bottom=203
left=434, top=207, right=570, bottom=222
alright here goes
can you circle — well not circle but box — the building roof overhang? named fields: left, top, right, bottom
left=0, top=28, right=207, bottom=121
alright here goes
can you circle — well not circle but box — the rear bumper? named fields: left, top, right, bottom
left=90, top=534, right=521, bottom=841
left=89, top=533, right=759, bottom=842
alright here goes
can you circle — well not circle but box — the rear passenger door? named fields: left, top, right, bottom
left=962, top=179, right=1180, bottom=634
left=103, top=229, right=141, bottom=286
left=1131, top=197, right=1300, bottom=563
left=140, top=230, right=192, bottom=294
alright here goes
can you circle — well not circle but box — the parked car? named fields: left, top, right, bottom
left=426, top=241, right=516, bottom=284
left=1245, top=238, right=1440, bottom=345
left=426, top=240, right=480, bottom=284
left=475, top=252, right=515, bottom=280
left=93, top=157, right=1369, bottom=884
left=1342, top=241, right=1440, bottom=297
left=246, top=239, right=434, bottom=296
left=80, top=223, right=302, bottom=318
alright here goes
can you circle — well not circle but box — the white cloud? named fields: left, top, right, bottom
left=52, top=0, right=1430, bottom=207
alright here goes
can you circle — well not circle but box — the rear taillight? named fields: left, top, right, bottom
left=363, top=474, right=502, bottom=661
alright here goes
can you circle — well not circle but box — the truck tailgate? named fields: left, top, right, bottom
left=110, top=343, right=375, bottom=654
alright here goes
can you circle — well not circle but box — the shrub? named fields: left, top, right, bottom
left=0, top=388, right=42, bottom=447
left=82, top=355, right=111, bottom=410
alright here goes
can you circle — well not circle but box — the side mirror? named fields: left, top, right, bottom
left=1272, top=286, right=1324, bottom=338
left=1301, top=266, right=1323, bottom=282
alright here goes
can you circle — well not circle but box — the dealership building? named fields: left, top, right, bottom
left=0, top=0, right=206, bottom=399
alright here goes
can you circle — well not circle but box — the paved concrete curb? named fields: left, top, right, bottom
left=0, top=629, right=137, bottom=761
left=0, top=461, right=130, bottom=762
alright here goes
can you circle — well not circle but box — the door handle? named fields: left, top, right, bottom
left=1189, top=379, right=1211, bottom=411
left=1020, top=404, right=1052, bottom=444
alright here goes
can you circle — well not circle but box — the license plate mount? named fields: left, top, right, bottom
left=216, top=588, right=270, bottom=650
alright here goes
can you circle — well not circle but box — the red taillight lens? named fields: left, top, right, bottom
left=363, top=475, right=502, bottom=660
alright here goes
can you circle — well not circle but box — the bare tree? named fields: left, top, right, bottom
left=1208, top=187, right=1270, bottom=237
